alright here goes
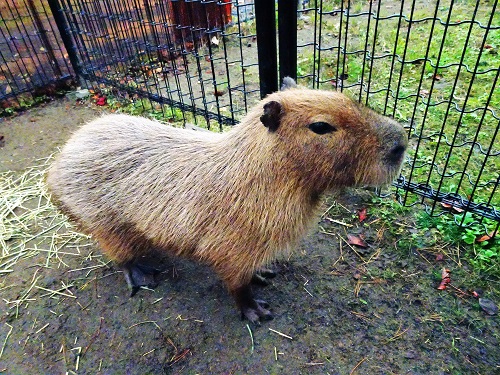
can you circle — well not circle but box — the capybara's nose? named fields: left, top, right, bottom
left=387, top=141, right=407, bottom=164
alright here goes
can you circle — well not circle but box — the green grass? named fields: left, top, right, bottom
left=297, top=0, right=499, bottom=212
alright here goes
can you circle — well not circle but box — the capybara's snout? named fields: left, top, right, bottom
left=376, top=118, right=408, bottom=169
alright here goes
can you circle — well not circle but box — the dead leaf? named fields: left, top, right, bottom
left=347, top=234, right=368, bottom=248
left=437, top=267, right=451, bottom=290
left=440, top=202, right=464, bottom=213
left=95, top=95, right=107, bottom=106
left=476, top=230, right=497, bottom=243
left=433, top=74, right=442, bottom=81
left=483, top=44, right=493, bottom=50
left=419, top=89, right=430, bottom=97
left=214, top=89, right=226, bottom=97
left=358, top=208, right=367, bottom=223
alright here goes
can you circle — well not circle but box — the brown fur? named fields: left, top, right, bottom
left=46, top=84, right=407, bottom=318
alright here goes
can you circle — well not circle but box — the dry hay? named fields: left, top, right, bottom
left=0, top=157, right=105, bottom=323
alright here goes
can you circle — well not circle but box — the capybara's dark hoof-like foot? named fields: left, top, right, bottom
left=122, top=263, right=159, bottom=297
left=241, top=299, right=273, bottom=324
left=251, top=268, right=277, bottom=286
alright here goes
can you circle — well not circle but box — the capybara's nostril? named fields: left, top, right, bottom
left=388, top=142, right=406, bottom=164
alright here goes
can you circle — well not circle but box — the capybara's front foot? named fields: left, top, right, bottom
left=251, top=268, right=277, bottom=286
left=121, top=263, right=159, bottom=297
left=233, top=285, right=273, bottom=324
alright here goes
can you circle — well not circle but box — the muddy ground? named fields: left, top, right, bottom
left=0, top=97, right=499, bottom=375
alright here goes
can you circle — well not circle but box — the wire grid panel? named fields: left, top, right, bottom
left=297, top=0, right=499, bottom=224
left=55, top=0, right=260, bottom=129
left=0, top=0, right=73, bottom=108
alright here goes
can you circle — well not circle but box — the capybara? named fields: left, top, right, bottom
left=47, top=78, right=407, bottom=323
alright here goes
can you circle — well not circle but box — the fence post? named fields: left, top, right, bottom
left=278, top=0, right=297, bottom=84
left=254, top=0, right=278, bottom=98
left=47, top=0, right=81, bottom=78
left=26, top=0, right=63, bottom=78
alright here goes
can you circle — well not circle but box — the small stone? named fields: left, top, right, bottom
left=479, top=298, right=498, bottom=315
left=75, top=89, right=90, bottom=99
left=404, top=350, right=418, bottom=359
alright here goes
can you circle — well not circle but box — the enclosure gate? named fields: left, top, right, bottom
left=1, top=0, right=499, bottom=232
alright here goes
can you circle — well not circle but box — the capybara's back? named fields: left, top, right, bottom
left=47, top=79, right=407, bottom=322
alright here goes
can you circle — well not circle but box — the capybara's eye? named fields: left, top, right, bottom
left=308, top=122, right=337, bottom=135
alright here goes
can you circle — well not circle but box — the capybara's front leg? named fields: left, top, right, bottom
left=121, top=262, right=159, bottom=297
left=232, top=284, right=273, bottom=324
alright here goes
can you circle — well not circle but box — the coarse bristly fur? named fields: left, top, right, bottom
left=46, top=79, right=408, bottom=323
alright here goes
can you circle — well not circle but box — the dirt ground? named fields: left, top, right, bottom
left=1, top=97, right=499, bottom=375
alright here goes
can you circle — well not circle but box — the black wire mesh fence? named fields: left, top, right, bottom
left=48, top=0, right=260, bottom=130
left=0, top=0, right=74, bottom=114
left=295, top=0, right=499, bottom=232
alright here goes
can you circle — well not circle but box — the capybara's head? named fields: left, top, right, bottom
left=257, top=83, right=407, bottom=192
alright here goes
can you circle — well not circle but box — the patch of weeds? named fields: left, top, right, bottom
left=0, top=94, right=49, bottom=117
left=382, top=269, right=398, bottom=280
left=416, top=210, right=500, bottom=279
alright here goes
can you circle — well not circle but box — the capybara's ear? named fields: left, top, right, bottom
left=260, top=101, right=282, bottom=132
left=281, top=77, right=297, bottom=91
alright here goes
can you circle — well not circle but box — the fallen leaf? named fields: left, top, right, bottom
left=358, top=208, right=367, bottom=223
left=433, top=74, right=442, bottom=81
left=479, top=298, right=498, bottom=315
left=476, top=230, right=497, bottom=243
left=437, top=267, right=451, bottom=290
left=96, top=95, right=107, bottom=106
left=483, top=44, right=493, bottom=49
left=440, top=202, right=464, bottom=213
left=347, top=234, right=368, bottom=248
left=419, top=89, right=430, bottom=97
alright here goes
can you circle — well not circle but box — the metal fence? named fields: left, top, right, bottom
left=0, top=0, right=74, bottom=113
left=292, top=0, right=499, bottom=231
left=47, top=0, right=260, bottom=129
left=1, top=0, right=499, bottom=232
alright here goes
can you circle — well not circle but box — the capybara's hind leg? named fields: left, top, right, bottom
left=251, top=268, right=277, bottom=286
left=232, top=284, right=273, bottom=324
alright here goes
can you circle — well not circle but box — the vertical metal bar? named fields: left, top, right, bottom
left=314, top=0, right=322, bottom=89
left=254, top=0, right=278, bottom=97
left=383, top=0, right=405, bottom=115
left=47, top=0, right=81, bottom=77
left=26, top=0, right=63, bottom=77
left=359, top=0, right=373, bottom=102
left=278, top=0, right=297, bottom=85
left=364, top=0, right=382, bottom=106
left=340, top=0, right=350, bottom=93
